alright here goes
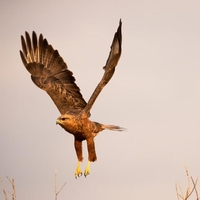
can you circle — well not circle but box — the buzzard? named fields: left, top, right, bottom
left=20, top=20, right=123, bottom=178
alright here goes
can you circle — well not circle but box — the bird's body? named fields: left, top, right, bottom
left=56, top=111, right=102, bottom=139
left=20, top=20, right=123, bottom=178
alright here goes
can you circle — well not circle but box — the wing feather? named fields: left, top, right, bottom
left=81, top=20, right=122, bottom=117
left=21, top=36, right=27, bottom=60
left=20, top=31, right=87, bottom=114
left=32, top=31, right=37, bottom=53
left=25, top=32, right=34, bottom=62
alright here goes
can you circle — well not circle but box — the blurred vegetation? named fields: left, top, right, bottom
left=0, top=176, right=16, bottom=200
left=1, top=167, right=199, bottom=200
left=0, top=170, right=66, bottom=200
left=176, top=166, right=199, bottom=200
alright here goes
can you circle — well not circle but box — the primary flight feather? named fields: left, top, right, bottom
left=20, top=20, right=123, bottom=178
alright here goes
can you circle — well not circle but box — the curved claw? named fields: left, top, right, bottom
left=75, top=171, right=82, bottom=179
left=84, top=169, right=90, bottom=177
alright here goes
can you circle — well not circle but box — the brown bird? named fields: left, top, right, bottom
left=20, top=20, right=124, bottom=178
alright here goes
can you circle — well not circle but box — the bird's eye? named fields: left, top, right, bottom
left=61, top=117, right=66, bottom=121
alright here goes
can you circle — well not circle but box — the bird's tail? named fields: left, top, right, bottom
left=102, top=124, right=125, bottom=132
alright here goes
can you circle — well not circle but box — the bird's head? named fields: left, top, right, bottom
left=56, top=113, right=73, bottom=126
left=56, top=112, right=80, bottom=133
left=56, top=110, right=80, bottom=127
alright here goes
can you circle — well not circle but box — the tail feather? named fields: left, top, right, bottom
left=102, top=124, right=125, bottom=132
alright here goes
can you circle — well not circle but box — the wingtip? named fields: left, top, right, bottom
left=119, top=19, right=122, bottom=28
left=117, top=19, right=122, bottom=38
left=25, top=31, right=30, bottom=39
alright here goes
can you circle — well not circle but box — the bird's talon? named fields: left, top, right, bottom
left=75, top=169, right=82, bottom=178
left=84, top=169, right=90, bottom=177
left=84, top=172, right=90, bottom=177
left=79, top=172, right=82, bottom=177
left=75, top=172, right=82, bottom=179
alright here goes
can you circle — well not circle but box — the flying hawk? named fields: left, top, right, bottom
left=20, top=20, right=123, bottom=178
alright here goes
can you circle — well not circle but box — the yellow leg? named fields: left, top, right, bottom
left=84, top=161, right=91, bottom=177
left=75, top=161, right=82, bottom=178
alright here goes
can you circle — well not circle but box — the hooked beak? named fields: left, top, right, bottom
left=56, top=119, right=60, bottom=125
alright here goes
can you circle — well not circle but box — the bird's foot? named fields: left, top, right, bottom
left=84, top=161, right=91, bottom=177
left=75, top=169, right=82, bottom=179
left=75, top=162, right=82, bottom=179
left=84, top=168, right=90, bottom=177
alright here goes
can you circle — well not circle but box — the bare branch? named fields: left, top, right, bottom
left=176, top=183, right=182, bottom=200
left=55, top=169, right=57, bottom=200
left=191, top=177, right=199, bottom=200
left=0, top=177, right=9, bottom=200
left=54, top=169, right=67, bottom=200
left=185, top=165, right=191, bottom=199
left=178, top=182, right=185, bottom=199
left=6, top=177, right=16, bottom=200
left=56, top=182, right=67, bottom=197
left=176, top=166, right=199, bottom=200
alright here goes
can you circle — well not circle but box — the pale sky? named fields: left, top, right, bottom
left=1, top=0, right=200, bottom=199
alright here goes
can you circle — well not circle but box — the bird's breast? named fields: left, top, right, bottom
left=62, top=117, right=97, bottom=139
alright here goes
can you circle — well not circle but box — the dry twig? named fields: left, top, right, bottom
left=0, top=176, right=16, bottom=200
left=54, top=169, right=67, bottom=200
left=0, top=176, right=9, bottom=200
left=176, top=166, right=199, bottom=200
left=6, top=177, right=16, bottom=200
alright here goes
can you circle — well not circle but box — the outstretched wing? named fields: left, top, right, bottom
left=20, top=32, right=87, bottom=115
left=81, top=20, right=122, bottom=117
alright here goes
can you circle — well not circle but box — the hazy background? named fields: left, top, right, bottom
left=1, top=0, right=200, bottom=199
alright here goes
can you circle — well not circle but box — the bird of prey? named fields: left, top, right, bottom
left=20, top=20, right=123, bottom=178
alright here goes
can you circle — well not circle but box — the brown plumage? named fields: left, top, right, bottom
left=20, top=20, right=123, bottom=178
